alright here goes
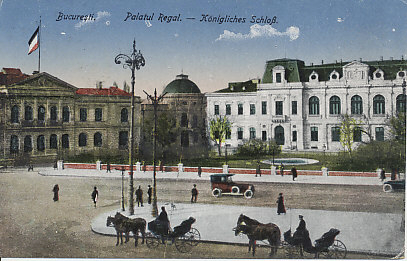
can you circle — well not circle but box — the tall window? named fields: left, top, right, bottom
left=62, top=106, right=70, bottom=122
left=79, top=133, right=87, bottom=147
left=261, top=101, right=267, bottom=115
left=250, top=104, right=256, bottom=115
left=375, top=127, right=384, bottom=141
left=62, top=134, right=69, bottom=148
left=262, top=130, right=267, bottom=141
left=94, top=132, right=102, bottom=147
left=38, top=106, right=45, bottom=122
left=214, top=104, right=219, bottom=115
left=226, top=104, right=231, bottom=115
left=119, top=131, right=128, bottom=148
left=10, top=135, right=19, bottom=153
left=292, top=131, right=297, bottom=142
left=24, top=135, right=32, bottom=152
left=181, top=130, right=189, bottom=147
left=181, top=113, right=188, bottom=127
left=25, top=105, right=33, bottom=120
left=226, top=129, right=231, bottom=139
left=249, top=127, right=256, bottom=139
left=331, top=127, right=340, bottom=142
left=237, top=127, right=243, bottom=139
left=80, top=108, right=87, bottom=122
left=238, top=104, right=243, bottom=115
left=37, top=135, right=45, bottom=151
left=276, top=101, right=283, bottom=115
left=276, top=73, right=282, bottom=83
left=329, top=96, right=341, bottom=115
left=192, top=115, right=198, bottom=128
left=50, top=106, right=57, bottom=121
left=309, top=96, right=320, bottom=115
left=353, top=127, right=362, bottom=142
left=50, top=134, right=58, bottom=149
left=292, top=101, right=297, bottom=115
left=11, top=105, right=19, bottom=123
left=351, top=95, right=363, bottom=115
left=373, top=95, right=385, bottom=114
left=396, top=94, right=406, bottom=113
left=121, top=108, right=128, bottom=122
left=311, top=127, right=318, bottom=141
left=275, top=126, right=285, bottom=145
left=95, top=108, right=103, bottom=121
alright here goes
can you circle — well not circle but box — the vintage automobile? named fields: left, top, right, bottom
left=383, top=179, right=405, bottom=192
left=210, top=174, right=255, bottom=198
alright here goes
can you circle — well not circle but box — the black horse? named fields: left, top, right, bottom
left=106, top=212, right=146, bottom=247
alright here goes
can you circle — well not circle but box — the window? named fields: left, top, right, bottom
left=226, top=129, right=231, bottom=139
left=62, top=134, right=69, bottom=148
left=292, top=101, right=297, bottom=115
left=373, top=95, right=385, bottom=114
left=276, top=101, right=283, bottom=115
left=396, top=94, right=406, bottom=113
left=94, top=132, right=102, bottom=147
left=50, top=106, right=57, bottom=121
left=275, top=126, right=285, bottom=145
left=62, top=106, right=70, bottom=122
left=311, top=127, right=318, bottom=141
left=50, top=134, right=58, bottom=149
left=292, top=131, right=297, bottom=142
left=331, top=127, right=340, bottom=142
left=329, top=96, right=341, bottom=115
left=238, top=104, right=243, bottom=115
left=11, top=105, right=19, bottom=123
left=120, top=108, right=128, bottom=123
left=262, top=131, right=267, bottom=141
left=119, top=131, right=128, bottom=148
left=351, top=95, right=363, bottom=115
left=25, top=105, right=33, bottom=121
left=261, top=101, right=267, bottom=115
left=249, top=127, right=256, bottom=139
left=10, top=135, right=19, bottom=153
left=375, top=127, right=384, bottom=141
left=276, top=73, right=282, bottom=83
left=226, top=104, right=231, bottom=115
left=250, top=104, right=256, bottom=115
left=309, top=96, right=320, bottom=115
left=237, top=127, right=243, bottom=139
left=38, top=106, right=45, bottom=121
left=80, top=108, right=87, bottom=122
left=193, top=132, right=199, bottom=143
left=95, top=108, right=103, bottom=121
left=214, top=104, right=219, bottom=115
left=181, top=130, right=189, bottom=147
left=353, top=127, right=362, bottom=142
left=37, top=135, right=45, bottom=151
left=24, top=135, right=32, bottom=152
left=79, top=133, right=87, bottom=147
left=181, top=113, right=188, bottom=127
left=192, top=115, right=198, bottom=128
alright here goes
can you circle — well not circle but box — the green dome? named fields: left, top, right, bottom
left=163, top=74, right=201, bottom=94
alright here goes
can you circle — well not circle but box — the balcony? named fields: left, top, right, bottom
left=272, top=115, right=289, bottom=123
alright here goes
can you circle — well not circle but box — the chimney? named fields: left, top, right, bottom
left=402, top=55, right=404, bottom=61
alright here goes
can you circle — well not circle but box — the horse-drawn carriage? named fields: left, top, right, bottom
left=145, top=216, right=201, bottom=253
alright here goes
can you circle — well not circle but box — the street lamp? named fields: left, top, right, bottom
left=115, top=40, right=145, bottom=216
left=116, top=167, right=126, bottom=211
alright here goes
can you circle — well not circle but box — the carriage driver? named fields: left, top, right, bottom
left=158, top=206, right=170, bottom=233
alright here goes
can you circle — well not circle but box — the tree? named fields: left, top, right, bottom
left=389, top=111, right=406, bottom=143
left=209, top=116, right=231, bottom=156
left=339, top=114, right=359, bottom=154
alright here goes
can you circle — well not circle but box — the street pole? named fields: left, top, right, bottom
left=115, top=40, right=145, bottom=216
left=121, top=167, right=125, bottom=211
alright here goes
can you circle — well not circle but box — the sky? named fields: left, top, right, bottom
left=0, top=0, right=406, bottom=96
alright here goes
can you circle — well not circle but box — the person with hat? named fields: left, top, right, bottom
left=297, top=215, right=306, bottom=231
left=276, top=192, right=286, bottom=215
left=191, top=184, right=198, bottom=203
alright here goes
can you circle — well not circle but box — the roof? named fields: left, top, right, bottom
left=162, top=74, right=201, bottom=94
left=0, top=67, right=30, bottom=85
left=215, top=79, right=260, bottom=93
left=76, top=86, right=131, bottom=96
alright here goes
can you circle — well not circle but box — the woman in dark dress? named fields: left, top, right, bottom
left=52, top=184, right=59, bottom=201
left=276, top=192, right=286, bottom=215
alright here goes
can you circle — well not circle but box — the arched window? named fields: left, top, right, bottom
left=25, top=105, right=33, bottom=121
left=37, top=135, right=45, bottom=151
left=94, top=132, right=102, bottom=147
left=275, top=126, right=285, bottom=145
left=373, top=95, right=385, bottom=114
left=11, top=105, right=19, bottom=123
left=121, top=108, right=128, bottom=122
left=351, top=95, right=363, bottom=115
left=10, top=135, right=19, bottom=153
left=181, top=113, right=188, bottom=127
left=62, top=134, right=69, bottom=149
left=396, top=94, right=406, bottom=113
left=24, top=135, right=32, bottom=152
left=329, top=96, right=341, bottom=115
left=50, top=106, right=57, bottom=121
left=38, top=106, right=45, bottom=121
left=50, top=134, right=58, bottom=149
left=79, top=133, right=87, bottom=147
left=309, top=96, right=320, bottom=115
left=95, top=108, right=103, bottom=122
left=249, top=127, right=256, bottom=139
left=62, top=106, right=70, bottom=122
left=119, top=131, right=128, bottom=148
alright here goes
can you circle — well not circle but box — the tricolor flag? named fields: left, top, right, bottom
left=28, top=26, right=39, bottom=55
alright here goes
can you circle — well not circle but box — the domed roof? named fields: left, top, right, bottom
left=163, top=74, right=201, bottom=94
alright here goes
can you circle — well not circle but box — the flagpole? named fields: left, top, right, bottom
left=38, top=16, right=41, bottom=73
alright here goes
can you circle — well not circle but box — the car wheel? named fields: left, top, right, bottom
left=383, top=184, right=393, bottom=192
left=212, top=188, right=222, bottom=197
left=244, top=189, right=253, bottom=199
left=231, top=186, right=240, bottom=194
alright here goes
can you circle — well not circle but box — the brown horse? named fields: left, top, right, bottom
left=106, top=212, right=146, bottom=247
left=234, top=215, right=281, bottom=257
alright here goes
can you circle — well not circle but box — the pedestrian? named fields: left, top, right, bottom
left=52, top=184, right=59, bottom=202
left=135, top=185, right=143, bottom=207
left=276, top=192, right=286, bottom=215
left=291, top=167, right=298, bottom=181
left=391, top=168, right=397, bottom=180
left=157, top=206, right=170, bottom=242
left=91, top=186, right=98, bottom=208
left=143, top=161, right=146, bottom=172
left=256, top=162, right=261, bottom=177
left=380, top=168, right=386, bottom=181
left=106, top=162, right=111, bottom=173
left=147, top=185, right=152, bottom=204
left=280, top=163, right=284, bottom=176
left=28, top=163, right=34, bottom=171
left=191, top=184, right=198, bottom=203
left=159, top=160, right=164, bottom=172
left=197, top=166, right=202, bottom=177
left=53, top=161, right=58, bottom=170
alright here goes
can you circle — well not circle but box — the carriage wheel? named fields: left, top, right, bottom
left=145, top=232, right=160, bottom=249
left=319, top=240, right=347, bottom=259
left=184, top=228, right=201, bottom=246
left=174, top=235, right=193, bottom=253
left=283, top=242, right=301, bottom=258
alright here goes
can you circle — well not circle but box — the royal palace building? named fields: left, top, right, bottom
left=206, top=58, right=407, bottom=152
left=0, top=69, right=140, bottom=163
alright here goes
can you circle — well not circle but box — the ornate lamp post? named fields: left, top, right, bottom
left=115, top=40, right=145, bottom=215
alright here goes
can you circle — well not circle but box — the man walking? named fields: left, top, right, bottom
left=291, top=167, right=298, bottom=181
left=191, top=184, right=198, bottom=203
left=91, top=186, right=99, bottom=208
left=135, top=185, right=143, bottom=207
left=147, top=185, right=152, bottom=204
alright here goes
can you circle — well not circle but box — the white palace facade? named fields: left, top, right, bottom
left=206, top=58, right=407, bottom=152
